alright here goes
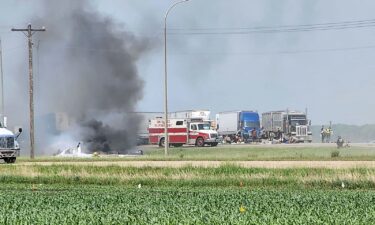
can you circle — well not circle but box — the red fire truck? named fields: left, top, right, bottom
left=148, top=118, right=219, bottom=147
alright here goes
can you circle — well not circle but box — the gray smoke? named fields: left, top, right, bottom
left=32, top=0, right=152, bottom=153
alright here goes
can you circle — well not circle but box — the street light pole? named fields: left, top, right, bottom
left=164, top=0, right=189, bottom=156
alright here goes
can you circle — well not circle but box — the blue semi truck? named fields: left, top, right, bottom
left=215, top=111, right=260, bottom=142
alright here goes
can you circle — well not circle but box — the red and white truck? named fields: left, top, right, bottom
left=148, top=118, right=219, bottom=147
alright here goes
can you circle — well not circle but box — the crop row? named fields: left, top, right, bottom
left=0, top=185, right=374, bottom=224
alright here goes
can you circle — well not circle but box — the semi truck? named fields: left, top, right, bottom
left=261, top=110, right=312, bottom=143
left=216, top=111, right=260, bottom=142
left=0, top=118, right=22, bottom=163
left=148, top=117, right=219, bottom=147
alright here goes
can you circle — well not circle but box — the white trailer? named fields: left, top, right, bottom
left=169, top=110, right=211, bottom=122
left=215, top=112, right=238, bottom=135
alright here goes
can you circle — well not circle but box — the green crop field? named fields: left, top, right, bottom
left=0, top=184, right=374, bottom=224
left=6, top=145, right=375, bottom=224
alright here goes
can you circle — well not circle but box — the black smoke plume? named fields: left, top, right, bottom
left=33, top=0, right=151, bottom=153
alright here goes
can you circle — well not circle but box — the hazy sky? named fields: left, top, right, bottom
left=1, top=0, right=375, bottom=126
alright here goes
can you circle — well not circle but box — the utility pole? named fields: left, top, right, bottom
left=0, top=39, right=4, bottom=126
left=12, top=24, right=46, bottom=159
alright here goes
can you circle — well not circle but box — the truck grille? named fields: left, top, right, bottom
left=210, top=134, right=218, bottom=139
left=0, top=137, right=15, bottom=149
left=296, top=126, right=307, bottom=136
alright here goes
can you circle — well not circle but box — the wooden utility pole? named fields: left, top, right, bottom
left=11, top=24, right=46, bottom=159
left=0, top=39, right=4, bottom=126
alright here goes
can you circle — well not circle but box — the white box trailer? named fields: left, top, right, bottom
left=215, top=112, right=238, bottom=135
left=169, top=110, right=211, bottom=121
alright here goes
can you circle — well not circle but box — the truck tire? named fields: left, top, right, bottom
left=196, top=137, right=205, bottom=147
left=4, top=157, right=16, bottom=164
left=210, top=142, right=218, bottom=147
left=159, top=138, right=165, bottom=147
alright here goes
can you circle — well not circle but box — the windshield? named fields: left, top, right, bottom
left=244, top=121, right=260, bottom=128
left=288, top=115, right=307, bottom=126
left=290, top=120, right=307, bottom=126
left=0, top=136, right=15, bottom=149
left=197, top=123, right=211, bottom=130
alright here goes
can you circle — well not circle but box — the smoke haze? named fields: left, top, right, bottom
left=3, top=0, right=375, bottom=154
left=31, top=0, right=151, bottom=153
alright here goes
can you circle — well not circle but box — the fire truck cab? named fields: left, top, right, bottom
left=148, top=118, right=219, bottom=147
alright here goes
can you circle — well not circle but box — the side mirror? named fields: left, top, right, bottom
left=15, top=127, right=22, bottom=140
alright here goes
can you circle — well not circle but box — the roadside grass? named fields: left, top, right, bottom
left=16, top=145, right=375, bottom=162
left=144, top=146, right=375, bottom=161
left=0, top=164, right=374, bottom=189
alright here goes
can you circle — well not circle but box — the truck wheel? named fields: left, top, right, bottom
left=196, top=137, right=205, bottom=147
left=159, top=138, right=165, bottom=147
left=4, top=157, right=15, bottom=164
left=210, top=143, right=218, bottom=147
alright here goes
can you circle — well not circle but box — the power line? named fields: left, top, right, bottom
left=168, top=18, right=375, bottom=35
left=169, top=18, right=375, bottom=31
left=169, top=44, right=375, bottom=56
left=21, top=41, right=375, bottom=56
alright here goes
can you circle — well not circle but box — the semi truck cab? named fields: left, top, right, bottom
left=238, top=112, right=260, bottom=141
left=0, top=126, right=22, bottom=163
left=287, top=114, right=312, bottom=142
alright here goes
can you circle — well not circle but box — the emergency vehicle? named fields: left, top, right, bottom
left=148, top=118, right=219, bottom=147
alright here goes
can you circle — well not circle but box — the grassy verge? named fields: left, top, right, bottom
left=1, top=164, right=374, bottom=189
left=17, top=145, right=375, bottom=161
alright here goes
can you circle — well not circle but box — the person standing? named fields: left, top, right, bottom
left=251, top=128, right=257, bottom=143
left=276, top=128, right=282, bottom=141
left=320, top=126, right=325, bottom=143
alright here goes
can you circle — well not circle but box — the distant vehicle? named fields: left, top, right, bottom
left=148, top=118, right=219, bottom=147
left=0, top=118, right=22, bottom=163
left=216, top=111, right=260, bottom=142
left=261, top=110, right=312, bottom=143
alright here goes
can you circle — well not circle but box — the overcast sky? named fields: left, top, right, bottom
left=1, top=0, right=375, bottom=126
